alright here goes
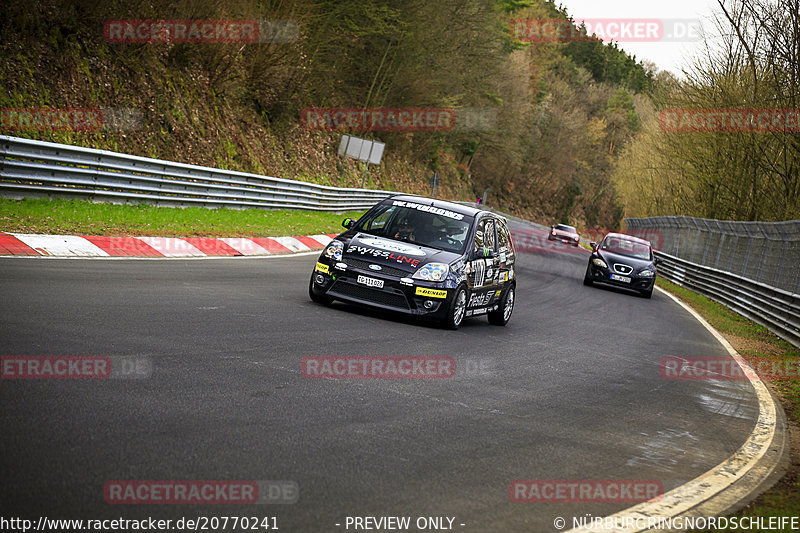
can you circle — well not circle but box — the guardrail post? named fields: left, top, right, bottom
left=741, top=225, right=754, bottom=280
left=776, top=240, right=788, bottom=288
left=728, top=234, right=739, bottom=273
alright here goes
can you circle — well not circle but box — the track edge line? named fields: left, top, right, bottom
left=565, top=285, right=788, bottom=532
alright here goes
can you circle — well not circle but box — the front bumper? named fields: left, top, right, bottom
left=587, top=264, right=655, bottom=292
left=310, top=259, right=453, bottom=318
left=549, top=234, right=580, bottom=245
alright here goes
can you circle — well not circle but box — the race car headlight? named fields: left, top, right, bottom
left=592, top=258, right=608, bottom=269
left=323, top=240, right=343, bottom=261
left=412, top=262, right=449, bottom=282
left=639, top=269, right=655, bottom=277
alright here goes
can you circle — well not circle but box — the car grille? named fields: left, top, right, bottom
left=343, top=258, right=411, bottom=278
left=613, top=263, right=633, bottom=275
left=330, top=281, right=410, bottom=310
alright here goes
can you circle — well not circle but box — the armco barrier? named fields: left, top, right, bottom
left=0, top=135, right=393, bottom=211
left=655, top=250, right=800, bottom=348
left=626, top=215, right=800, bottom=294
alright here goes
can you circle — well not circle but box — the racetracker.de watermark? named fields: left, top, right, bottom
left=1, top=356, right=152, bottom=379
left=509, top=479, right=663, bottom=503
left=660, top=108, right=800, bottom=132
left=660, top=356, right=800, bottom=381
left=104, top=19, right=298, bottom=43
left=302, top=107, right=497, bottom=131
left=104, top=480, right=298, bottom=504
left=301, top=356, right=455, bottom=379
left=302, top=108, right=455, bottom=132
left=0, top=107, right=142, bottom=132
left=511, top=18, right=702, bottom=43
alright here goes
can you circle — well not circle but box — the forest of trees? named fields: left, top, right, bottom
left=612, top=0, right=800, bottom=221
left=1, top=0, right=797, bottom=226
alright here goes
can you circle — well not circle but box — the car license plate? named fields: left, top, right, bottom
left=610, top=274, right=631, bottom=283
left=357, top=275, right=384, bottom=288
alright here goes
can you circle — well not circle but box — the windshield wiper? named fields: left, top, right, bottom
left=416, top=241, right=450, bottom=252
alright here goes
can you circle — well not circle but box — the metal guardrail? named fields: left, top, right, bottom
left=626, top=215, right=800, bottom=347
left=656, top=251, right=800, bottom=348
left=0, top=135, right=394, bottom=211
left=626, top=215, right=800, bottom=294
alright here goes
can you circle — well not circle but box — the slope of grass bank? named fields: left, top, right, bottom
left=0, top=198, right=363, bottom=237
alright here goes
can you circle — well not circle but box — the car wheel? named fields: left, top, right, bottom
left=573, top=241, right=579, bottom=247
left=444, top=285, right=468, bottom=330
left=309, top=276, right=332, bottom=305
left=641, top=287, right=653, bottom=299
left=583, top=266, right=593, bottom=286
left=488, top=285, right=515, bottom=326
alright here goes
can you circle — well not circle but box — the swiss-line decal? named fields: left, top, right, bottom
left=355, top=237, right=426, bottom=257
left=415, top=287, right=447, bottom=298
left=347, top=245, right=422, bottom=267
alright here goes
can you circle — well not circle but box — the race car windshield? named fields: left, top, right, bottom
left=601, top=237, right=652, bottom=260
left=555, top=224, right=576, bottom=232
left=356, top=202, right=473, bottom=254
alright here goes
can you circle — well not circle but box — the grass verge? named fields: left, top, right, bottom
left=0, top=198, right=365, bottom=237
left=656, top=278, right=800, bottom=531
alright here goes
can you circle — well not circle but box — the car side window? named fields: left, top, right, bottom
left=485, top=218, right=496, bottom=251
left=361, top=205, right=396, bottom=235
left=497, top=220, right=510, bottom=252
left=473, top=219, right=486, bottom=251
left=473, top=217, right=497, bottom=252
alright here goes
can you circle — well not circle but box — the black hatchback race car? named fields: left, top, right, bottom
left=309, top=195, right=516, bottom=329
left=583, top=232, right=660, bottom=298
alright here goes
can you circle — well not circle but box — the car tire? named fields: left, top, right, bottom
left=583, top=266, right=593, bottom=286
left=309, top=276, right=333, bottom=305
left=488, top=285, right=515, bottom=326
left=444, top=285, right=468, bottom=330
left=641, top=287, right=653, bottom=299
left=573, top=241, right=579, bottom=247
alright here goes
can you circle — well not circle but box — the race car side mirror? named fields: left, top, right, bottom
left=590, top=241, right=597, bottom=250
left=342, top=218, right=355, bottom=229
left=655, top=257, right=663, bottom=265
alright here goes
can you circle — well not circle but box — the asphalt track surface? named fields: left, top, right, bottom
left=0, top=225, right=760, bottom=532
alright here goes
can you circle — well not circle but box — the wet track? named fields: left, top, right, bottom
left=0, top=225, right=760, bottom=531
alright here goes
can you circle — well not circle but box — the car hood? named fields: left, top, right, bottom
left=597, top=250, right=654, bottom=270
left=339, top=232, right=461, bottom=274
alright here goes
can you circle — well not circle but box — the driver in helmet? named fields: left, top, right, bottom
left=394, top=217, right=416, bottom=242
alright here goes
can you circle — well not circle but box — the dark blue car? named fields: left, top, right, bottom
left=584, top=232, right=660, bottom=298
